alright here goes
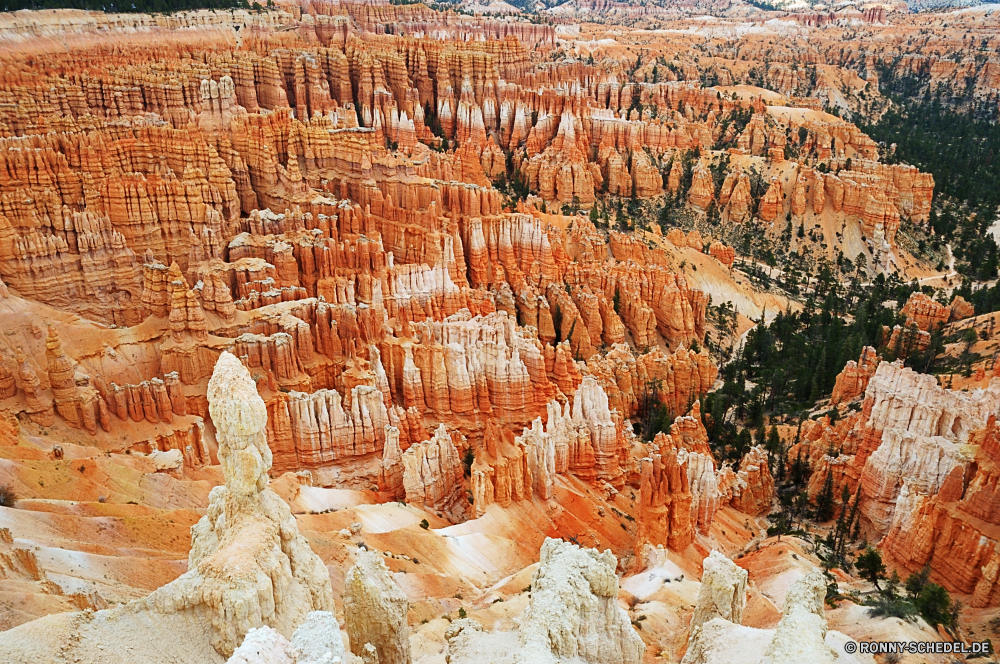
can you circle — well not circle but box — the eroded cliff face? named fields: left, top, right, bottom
left=801, top=358, right=1000, bottom=602
left=0, top=8, right=814, bottom=657
left=634, top=405, right=774, bottom=567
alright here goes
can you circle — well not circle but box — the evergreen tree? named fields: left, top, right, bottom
left=846, top=482, right=862, bottom=541
left=857, top=547, right=886, bottom=590
left=790, top=448, right=808, bottom=486
left=815, top=468, right=835, bottom=521
left=766, top=426, right=781, bottom=455
left=834, top=484, right=850, bottom=542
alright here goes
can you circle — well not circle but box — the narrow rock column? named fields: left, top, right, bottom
left=344, top=549, right=411, bottom=664
left=689, top=550, right=747, bottom=633
left=759, top=569, right=837, bottom=664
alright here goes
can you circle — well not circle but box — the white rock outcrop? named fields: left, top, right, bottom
left=757, top=570, right=837, bottom=664
left=344, top=549, right=411, bottom=664
left=446, top=539, right=644, bottom=664
left=149, top=448, right=184, bottom=473
left=227, top=627, right=299, bottom=664
left=401, top=423, right=464, bottom=512
left=515, top=539, right=644, bottom=664
left=292, top=611, right=350, bottom=664
left=226, top=612, right=351, bottom=664
left=858, top=361, right=997, bottom=534
left=681, top=563, right=872, bottom=664
left=864, top=361, right=1000, bottom=442
left=140, top=351, right=335, bottom=655
left=689, top=550, right=747, bottom=633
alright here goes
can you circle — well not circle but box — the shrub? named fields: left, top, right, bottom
left=906, top=565, right=960, bottom=628
left=0, top=483, right=16, bottom=507
left=865, top=592, right=916, bottom=621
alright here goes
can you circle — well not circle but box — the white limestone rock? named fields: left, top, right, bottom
left=758, top=569, right=837, bottom=664
left=227, top=627, right=297, bottom=664
left=689, top=550, right=747, bottom=633
left=149, top=448, right=184, bottom=473
left=681, top=561, right=873, bottom=664
left=344, top=550, right=411, bottom=664
left=292, top=611, right=348, bottom=664
left=401, top=424, right=464, bottom=512
left=514, top=538, right=644, bottom=664
left=137, top=352, right=335, bottom=656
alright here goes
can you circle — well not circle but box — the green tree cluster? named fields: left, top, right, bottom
left=702, top=272, right=917, bottom=464
left=858, top=548, right=962, bottom=629
left=859, top=80, right=1000, bottom=280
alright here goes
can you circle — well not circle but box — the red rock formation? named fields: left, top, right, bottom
left=688, top=162, right=715, bottom=210
left=831, top=346, right=879, bottom=405
left=15, top=348, right=54, bottom=427
left=884, top=323, right=931, bottom=358
left=949, top=295, right=975, bottom=322
left=900, top=291, right=950, bottom=332
left=790, top=170, right=809, bottom=217
left=708, top=241, right=735, bottom=268
left=635, top=445, right=695, bottom=557
left=584, top=344, right=717, bottom=422
left=880, top=413, right=1000, bottom=605
left=758, top=177, right=783, bottom=222
left=522, top=111, right=597, bottom=206
left=44, top=326, right=108, bottom=435
left=631, top=149, right=663, bottom=198
left=717, top=446, right=775, bottom=516
left=0, top=11, right=866, bottom=631
left=380, top=425, right=404, bottom=499
left=656, top=401, right=713, bottom=458
left=470, top=418, right=532, bottom=517
left=0, top=209, right=143, bottom=326
left=798, top=358, right=1000, bottom=600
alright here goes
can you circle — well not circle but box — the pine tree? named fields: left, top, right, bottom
left=857, top=547, right=886, bottom=591
left=766, top=426, right=781, bottom=455
left=833, top=484, right=852, bottom=557
left=790, top=448, right=804, bottom=485
left=834, top=484, right=850, bottom=538
left=816, top=468, right=835, bottom=521
left=846, top=483, right=863, bottom=542
left=736, top=428, right=752, bottom=460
